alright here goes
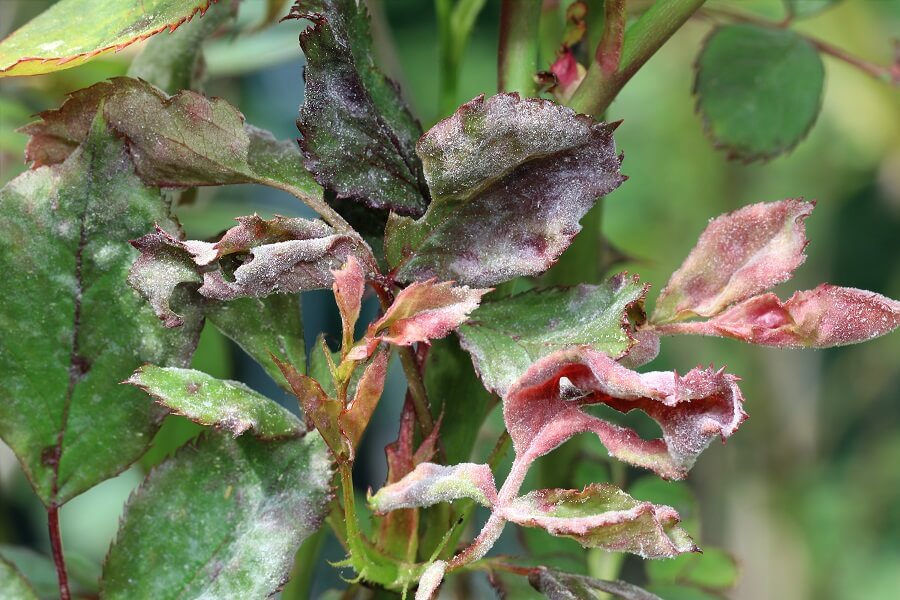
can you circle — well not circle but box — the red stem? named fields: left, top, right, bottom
left=48, top=506, right=71, bottom=600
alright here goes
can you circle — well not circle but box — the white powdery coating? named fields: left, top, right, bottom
left=370, top=462, right=498, bottom=512
left=415, top=561, right=447, bottom=600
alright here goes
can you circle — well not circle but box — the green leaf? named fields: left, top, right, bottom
left=784, top=0, right=841, bottom=19
left=0, top=0, right=216, bottom=78
left=529, top=566, right=662, bottom=600
left=21, top=77, right=321, bottom=201
left=386, top=94, right=624, bottom=286
left=694, top=24, right=824, bottom=161
left=0, top=544, right=99, bottom=599
left=206, top=294, right=306, bottom=390
left=289, top=0, right=429, bottom=216
left=102, top=431, right=332, bottom=599
left=646, top=547, right=739, bottom=592
left=457, top=275, right=647, bottom=396
left=0, top=556, right=38, bottom=600
left=127, top=366, right=305, bottom=439
left=0, top=115, right=200, bottom=506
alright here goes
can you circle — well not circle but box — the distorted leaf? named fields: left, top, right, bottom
left=0, top=115, right=200, bottom=506
left=504, top=485, right=695, bottom=558
left=458, top=275, right=647, bottom=396
left=655, top=285, right=900, bottom=348
left=0, top=0, right=216, bottom=77
left=504, top=348, right=746, bottom=480
left=341, top=348, right=389, bottom=450
left=127, top=366, right=304, bottom=439
left=274, top=358, right=345, bottom=457
left=415, top=560, right=447, bottom=600
left=289, top=0, right=429, bottom=216
left=653, top=200, right=813, bottom=323
left=332, top=256, right=367, bottom=349
left=369, top=463, right=498, bottom=512
left=101, top=432, right=332, bottom=599
left=386, top=93, right=624, bottom=286
left=529, top=566, right=662, bottom=600
left=694, top=24, right=824, bottom=161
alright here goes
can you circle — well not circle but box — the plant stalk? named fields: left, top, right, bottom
left=498, top=0, right=542, bottom=96
left=48, top=506, right=71, bottom=600
left=569, top=0, right=707, bottom=117
left=397, top=346, right=435, bottom=436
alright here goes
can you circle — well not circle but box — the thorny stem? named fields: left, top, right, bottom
left=700, top=6, right=899, bottom=84
left=48, top=506, right=71, bottom=600
left=498, top=0, right=542, bottom=96
left=569, top=0, right=707, bottom=117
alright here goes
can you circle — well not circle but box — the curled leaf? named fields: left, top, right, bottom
left=415, top=560, right=447, bottom=600
left=369, top=463, right=498, bottom=513
left=332, top=256, right=367, bottom=349
left=653, top=199, right=814, bottom=323
left=505, top=348, right=746, bottom=480
left=386, top=93, right=624, bottom=286
left=273, top=358, right=345, bottom=458
left=655, top=285, right=900, bottom=348
left=341, top=348, right=389, bottom=450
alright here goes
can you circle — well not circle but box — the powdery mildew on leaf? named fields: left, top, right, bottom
left=290, top=0, right=429, bottom=216
left=457, top=275, right=648, bottom=396
left=415, top=560, right=447, bottom=600
left=653, top=199, right=813, bottom=323
left=101, top=431, right=332, bottom=599
left=274, top=358, right=345, bottom=458
left=0, top=556, right=38, bottom=600
left=341, top=348, right=389, bottom=452
left=127, top=366, right=305, bottom=439
left=386, top=93, right=624, bottom=287
left=369, top=463, right=499, bottom=512
left=528, top=567, right=663, bottom=600
left=332, top=256, right=367, bottom=348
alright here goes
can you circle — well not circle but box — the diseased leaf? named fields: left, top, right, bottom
left=0, top=544, right=99, bottom=599
left=653, top=200, right=813, bottom=323
left=0, top=556, right=38, bottom=600
left=503, top=485, right=695, bottom=558
left=504, top=348, right=746, bottom=480
left=0, top=0, right=216, bottom=77
left=529, top=566, right=662, bottom=600
left=415, top=560, right=447, bottom=600
left=458, top=275, right=647, bottom=396
left=386, top=93, right=624, bottom=287
left=205, top=293, right=306, bottom=390
left=342, top=348, right=389, bottom=450
left=694, top=24, right=824, bottom=161
left=101, top=431, right=332, bottom=599
left=127, top=366, right=304, bottom=439
left=274, top=358, right=345, bottom=458
left=0, top=115, right=200, bottom=506
left=21, top=77, right=321, bottom=201
left=289, top=0, right=429, bottom=216
left=655, top=285, right=900, bottom=348
left=369, top=463, right=499, bottom=512
left=332, top=256, right=367, bottom=349
left=349, top=280, right=489, bottom=360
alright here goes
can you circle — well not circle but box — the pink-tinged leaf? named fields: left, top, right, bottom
left=501, top=484, right=696, bottom=558
left=653, top=200, right=814, bottom=323
left=550, top=50, right=586, bottom=102
left=655, top=285, right=900, bottom=348
left=415, top=561, right=447, bottom=600
left=350, top=280, right=489, bottom=359
left=504, top=348, right=746, bottom=480
left=273, top=356, right=345, bottom=458
left=332, top=256, right=366, bottom=349
left=340, top=348, right=388, bottom=452
left=369, top=462, right=498, bottom=513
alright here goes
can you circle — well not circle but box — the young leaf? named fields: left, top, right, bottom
left=349, top=280, right=489, bottom=360
left=503, top=485, right=696, bottom=558
left=289, top=0, right=429, bottom=216
left=655, top=285, right=900, bottom=348
left=369, top=463, right=499, bottom=512
left=341, top=348, right=389, bottom=450
left=274, top=358, right=345, bottom=458
left=0, top=0, right=216, bottom=78
left=0, top=116, right=200, bottom=506
left=416, top=560, right=448, bottom=600
left=504, top=348, right=746, bottom=480
left=101, top=431, right=332, bottom=599
left=529, top=567, right=663, bottom=600
left=332, top=256, right=367, bottom=350
left=694, top=24, right=824, bottom=161
left=457, top=275, right=648, bottom=396
left=386, top=93, right=624, bottom=287
left=653, top=200, right=814, bottom=323
left=127, top=366, right=305, bottom=439
left=0, top=557, right=38, bottom=600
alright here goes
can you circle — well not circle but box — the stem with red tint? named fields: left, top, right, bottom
left=48, top=506, right=71, bottom=600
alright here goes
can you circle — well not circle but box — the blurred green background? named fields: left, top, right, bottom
left=1, top=0, right=898, bottom=598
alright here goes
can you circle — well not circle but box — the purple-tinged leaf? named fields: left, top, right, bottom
left=369, top=463, right=498, bottom=513
left=273, top=357, right=345, bottom=458
left=505, top=348, right=746, bottom=480
left=349, top=280, right=488, bottom=359
left=341, top=348, right=388, bottom=451
left=415, top=561, right=447, bottom=600
left=332, top=256, right=366, bottom=349
left=653, top=200, right=814, bottom=323
left=550, top=50, right=586, bottom=103
left=289, top=0, right=428, bottom=216
left=126, top=366, right=304, bottom=440
left=386, top=93, right=624, bottom=287
left=502, top=484, right=696, bottom=558
left=529, top=567, right=663, bottom=600
left=655, top=285, right=900, bottom=348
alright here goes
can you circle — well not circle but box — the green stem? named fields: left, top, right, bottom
left=339, top=462, right=367, bottom=561
left=265, top=179, right=354, bottom=234
left=397, top=346, right=435, bottom=436
left=436, top=0, right=458, bottom=116
left=569, top=0, right=707, bottom=117
left=498, top=0, right=542, bottom=95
